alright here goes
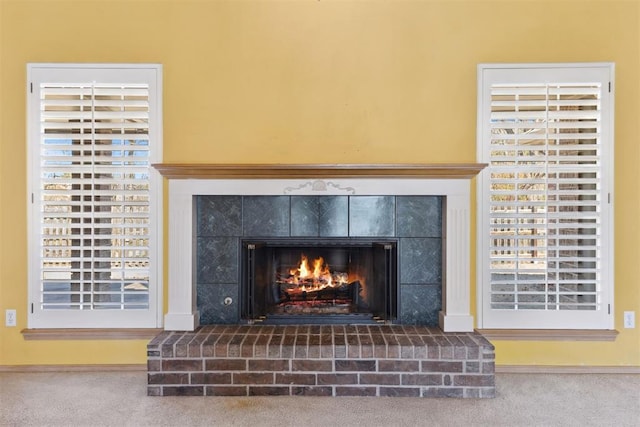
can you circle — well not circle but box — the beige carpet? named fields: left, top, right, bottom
left=0, top=372, right=638, bottom=426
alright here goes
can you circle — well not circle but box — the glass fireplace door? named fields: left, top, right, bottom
left=241, top=239, right=397, bottom=324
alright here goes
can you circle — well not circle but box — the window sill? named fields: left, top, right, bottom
left=477, top=329, right=619, bottom=342
left=21, top=328, right=163, bottom=341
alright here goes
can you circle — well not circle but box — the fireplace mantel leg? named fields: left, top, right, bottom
left=439, top=194, right=474, bottom=332
left=164, top=181, right=200, bottom=331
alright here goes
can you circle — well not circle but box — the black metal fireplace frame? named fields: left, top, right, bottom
left=240, top=238, right=398, bottom=325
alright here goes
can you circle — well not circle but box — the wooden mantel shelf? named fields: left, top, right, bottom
left=153, top=163, right=487, bottom=179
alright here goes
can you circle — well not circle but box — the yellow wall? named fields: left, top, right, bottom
left=1, top=0, right=638, bottom=367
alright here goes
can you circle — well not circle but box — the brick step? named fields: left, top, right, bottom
left=147, top=325, right=495, bottom=398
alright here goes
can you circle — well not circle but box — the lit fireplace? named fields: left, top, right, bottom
left=150, top=164, right=493, bottom=399
left=241, top=239, right=397, bottom=324
left=156, top=163, right=484, bottom=332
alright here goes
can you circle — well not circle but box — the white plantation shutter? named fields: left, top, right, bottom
left=28, top=65, right=162, bottom=328
left=477, top=64, right=614, bottom=329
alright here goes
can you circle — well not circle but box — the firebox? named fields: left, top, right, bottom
left=241, top=239, right=397, bottom=324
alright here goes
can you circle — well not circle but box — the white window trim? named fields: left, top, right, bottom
left=476, top=63, right=615, bottom=330
left=26, top=63, right=163, bottom=329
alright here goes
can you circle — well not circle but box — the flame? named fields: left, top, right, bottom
left=276, top=253, right=368, bottom=305
left=286, top=254, right=349, bottom=290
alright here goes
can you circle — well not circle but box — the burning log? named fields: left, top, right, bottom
left=269, top=253, right=366, bottom=314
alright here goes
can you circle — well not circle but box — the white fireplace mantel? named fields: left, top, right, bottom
left=156, top=164, right=486, bottom=333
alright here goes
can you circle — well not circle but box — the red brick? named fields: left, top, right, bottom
left=359, top=373, right=400, bottom=385
left=233, top=372, right=274, bottom=385
left=292, top=359, right=333, bottom=372
left=440, top=346, right=454, bottom=359
left=267, top=337, right=282, bottom=358
left=318, top=373, right=358, bottom=385
left=423, top=387, right=464, bottom=398
left=421, top=361, right=464, bottom=373
left=335, top=386, right=376, bottom=396
left=387, top=345, right=400, bottom=358
left=320, top=345, right=334, bottom=359
left=334, top=344, right=347, bottom=358
left=453, top=374, right=494, bottom=387
left=307, top=344, right=321, bottom=359
left=454, top=346, right=468, bottom=359
left=378, top=360, right=419, bottom=372
left=465, top=361, right=480, bottom=373
left=402, top=374, right=442, bottom=386
left=254, top=335, right=270, bottom=358
left=162, top=359, right=202, bottom=372
left=379, top=387, right=421, bottom=397
left=249, top=386, right=290, bottom=396
left=427, top=346, right=440, bottom=359
left=162, top=386, right=204, bottom=396
left=206, top=386, right=247, bottom=396
left=248, top=359, right=289, bottom=372
left=190, top=373, right=232, bottom=385
left=147, top=359, right=161, bottom=372
left=335, top=359, right=376, bottom=372
left=482, top=362, right=495, bottom=374
left=204, top=359, right=246, bottom=371
left=241, top=335, right=257, bottom=357
left=275, top=373, right=316, bottom=385
left=291, top=386, right=333, bottom=396
left=147, top=373, right=189, bottom=385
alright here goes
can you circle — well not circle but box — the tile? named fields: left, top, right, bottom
left=197, top=196, right=242, bottom=237
left=243, top=196, right=290, bottom=237
left=197, top=283, right=239, bottom=325
left=196, top=237, right=239, bottom=284
left=399, top=238, right=442, bottom=283
left=396, top=196, right=442, bottom=237
left=290, top=196, right=350, bottom=237
left=349, top=196, right=395, bottom=237
left=319, top=196, right=349, bottom=237
left=400, top=284, right=441, bottom=326
left=291, top=196, right=319, bottom=237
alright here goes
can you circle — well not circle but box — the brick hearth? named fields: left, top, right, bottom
left=147, top=325, right=495, bottom=398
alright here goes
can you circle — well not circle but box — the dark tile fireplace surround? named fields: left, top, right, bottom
left=148, top=164, right=493, bottom=398
left=196, top=195, right=443, bottom=326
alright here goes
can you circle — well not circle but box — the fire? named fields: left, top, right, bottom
left=274, top=253, right=366, bottom=310
left=286, top=255, right=348, bottom=290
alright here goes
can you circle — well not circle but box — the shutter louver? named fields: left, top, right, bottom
left=488, top=82, right=602, bottom=313
left=39, top=82, right=151, bottom=311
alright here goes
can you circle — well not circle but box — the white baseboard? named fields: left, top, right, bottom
left=496, top=365, right=640, bottom=374
left=0, top=364, right=146, bottom=373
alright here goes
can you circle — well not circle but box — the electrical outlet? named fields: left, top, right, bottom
left=623, top=311, right=635, bottom=329
left=5, top=309, right=17, bottom=327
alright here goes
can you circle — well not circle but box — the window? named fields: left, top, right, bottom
left=477, top=63, right=614, bottom=329
left=27, top=64, right=163, bottom=328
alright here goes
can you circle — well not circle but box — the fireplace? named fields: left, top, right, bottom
left=156, top=163, right=485, bottom=333
left=149, top=164, right=495, bottom=399
left=241, top=238, right=397, bottom=324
